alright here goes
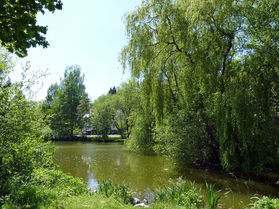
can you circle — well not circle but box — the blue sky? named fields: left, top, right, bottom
left=13, top=0, right=141, bottom=101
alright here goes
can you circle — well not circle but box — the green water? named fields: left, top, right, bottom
left=53, top=142, right=278, bottom=208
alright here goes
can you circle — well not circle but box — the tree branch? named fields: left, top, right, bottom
left=166, top=16, right=194, bottom=65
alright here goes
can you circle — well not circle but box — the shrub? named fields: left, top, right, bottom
left=127, top=112, right=154, bottom=154
left=251, top=196, right=279, bottom=209
left=154, top=110, right=218, bottom=165
left=1, top=168, right=88, bottom=208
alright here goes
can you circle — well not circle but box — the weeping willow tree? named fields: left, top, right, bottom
left=121, top=0, right=279, bottom=174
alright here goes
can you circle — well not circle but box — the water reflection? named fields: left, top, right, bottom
left=54, top=142, right=178, bottom=198
left=87, top=168, right=98, bottom=189
left=53, top=142, right=279, bottom=208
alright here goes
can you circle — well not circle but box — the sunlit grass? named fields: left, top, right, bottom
left=48, top=194, right=133, bottom=209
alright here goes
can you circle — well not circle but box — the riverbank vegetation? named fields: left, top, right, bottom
left=0, top=50, right=86, bottom=207
left=1, top=0, right=279, bottom=208
left=0, top=51, right=278, bottom=209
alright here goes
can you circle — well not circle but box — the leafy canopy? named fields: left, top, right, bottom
left=42, top=65, right=90, bottom=139
left=121, top=0, right=279, bottom=174
left=0, top=0, right=62, bottom=57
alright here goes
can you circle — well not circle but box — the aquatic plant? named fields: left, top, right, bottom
left=98, top=180, right=133, bottom=204
left=205, top=183, right=223, bottom=209
left=154, top=178, right=204, bottom=208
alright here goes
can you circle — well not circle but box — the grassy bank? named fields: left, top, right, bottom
left=54, top=181, right=279, bottom=209
left=2, top=175, right=278, bottom=209
left=48, top=194, right=133, bottom=209
left=46, top=180, right=279, bottom=209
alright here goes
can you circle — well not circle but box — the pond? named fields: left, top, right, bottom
left=53, top=142, right=279, bottom=208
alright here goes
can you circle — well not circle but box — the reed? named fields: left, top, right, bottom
left=154, top=178, right=204, bottom=208
left=205, top=183, right=223, bottom=209
left=98, top=180, right=133, bottom=204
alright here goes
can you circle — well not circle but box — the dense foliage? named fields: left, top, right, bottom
left=108, top=82, right=140, bottom=139
left=251, top=196, right=279, bottom=209
left=0, top=51, right=50, bottom=201
left=0, top=0, right=62, bottom=57
left=0, top=51, right=88, bottom=207
left=119, top=0, right=279, bottom=174
left=91, top=95, right=114, bottom=140
left=42, top=65, right=91, bottom=139
left=91, top=82, right=140, bottom=140
left=2, top=0, right=278, bottom=208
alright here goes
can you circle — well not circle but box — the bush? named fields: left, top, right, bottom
left=127, top=111, right=154, bottom=154
left=30, top=168, right=88, bottom=196
left=251, top=196, right=279, bottom=209
left=1, top=168, right=88, bottom=208
left=154, top=109, right=218, bottom=165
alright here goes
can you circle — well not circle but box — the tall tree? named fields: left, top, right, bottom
left=60, top=65, right=86, bottom=137
left=91, top=95, right=113, bottom=141
left=109, top=81, right=140, bottom=139
left=77, top=92, right=91, bottom=134
left=122, top=0, right=279, bottom=174
left=43, top=65, right=89, bottom=139
left=0, top=0, right=62, bottom=57
left=108, top=86, right=117, bottom=95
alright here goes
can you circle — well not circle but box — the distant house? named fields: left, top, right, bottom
left=85, top=127, right=93, bottom=135
left=83, top=113, right=93, bottom=135
left=110, top=125, right=118, bottom=135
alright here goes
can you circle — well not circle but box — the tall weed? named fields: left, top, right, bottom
left=205, top=183, right=223, bottom=209
left=98, top=180, right=133, bottom=204
left=154, top=178, right=204, bottom=208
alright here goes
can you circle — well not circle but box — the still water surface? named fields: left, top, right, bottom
left=54, top=142, right=278, bottom=208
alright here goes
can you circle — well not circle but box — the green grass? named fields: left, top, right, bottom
left=53, top=192, right=278, bottom=209
left=2, top=172, right=278, bottom=209
left=48, top=194, right=134, bottom=209
left=49, top=179, right=204, bottom=209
